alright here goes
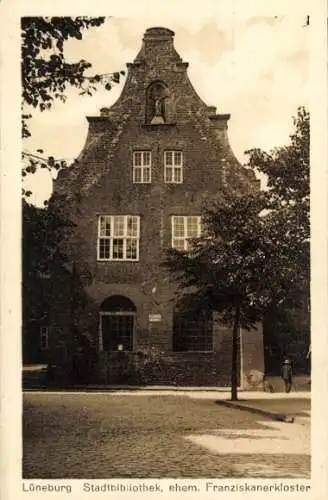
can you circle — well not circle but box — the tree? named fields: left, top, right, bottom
left=22, top=198, right=75, bottom=312
left=164, top=107, right=310, bottom=397
left=21, top=16, right=124, bottom=195
left=245, top=107, right=310, bottom=369
left=164, top=193, right=273, bottom=400
left=22, top=199, right=75, bottom=361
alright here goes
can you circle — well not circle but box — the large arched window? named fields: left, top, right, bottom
left=172, top=298, right=213, bottom=352
left=146, top=81, right=170, bottom=125
left=99, top=295, right=136, bottom=351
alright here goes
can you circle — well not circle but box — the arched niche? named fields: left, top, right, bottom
left=146, top=81, right=170, bottom=125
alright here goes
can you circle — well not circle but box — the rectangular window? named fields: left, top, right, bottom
left=164, top=151, right=183, bottom=183
left=39, top=327, right=48, bottom=350
left=171, top=216, right=201, bottom=251
left=133, top=151, right=151, bottom=183
left=98, top=215, right=140, bottom=261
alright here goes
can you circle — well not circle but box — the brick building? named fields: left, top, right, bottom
left=50, top=27, right=264, bottom=387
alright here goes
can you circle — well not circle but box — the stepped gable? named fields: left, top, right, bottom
left=53, top=26, right=258, bottom=199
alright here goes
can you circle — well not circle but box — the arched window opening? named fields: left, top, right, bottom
left=172, top=298, right=213, bottom=352
left=100, top=295, right=136, bottom=352
left=146, top=81, right=170, bottom=125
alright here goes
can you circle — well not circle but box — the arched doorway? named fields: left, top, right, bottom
left=99, top=295, right=136, bottom=352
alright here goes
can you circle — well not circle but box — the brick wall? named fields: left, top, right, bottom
left=50, top=27, right=263, bottom=387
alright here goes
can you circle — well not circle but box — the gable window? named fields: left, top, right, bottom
left=39, top=326, right=48, bottom=350
left=133, top=151, right=151, bottom=183
left=98, top=215, right=140, bottom=261
left=171, top=216, right=201, bottom=251
left=164, top=151, right=183, bottom=183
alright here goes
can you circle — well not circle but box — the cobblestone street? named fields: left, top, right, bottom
left=23, top=392, right=310, bottom=479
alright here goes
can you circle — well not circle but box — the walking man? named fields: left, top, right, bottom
left=282, top=359, right=292, bottom=393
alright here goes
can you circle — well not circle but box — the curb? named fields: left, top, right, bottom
left=22, top=385, right=238, bottom=392
left=215, top=400, right=295, bottom=423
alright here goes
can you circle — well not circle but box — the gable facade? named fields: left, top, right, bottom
left=50, top=27, right=264, bottom=388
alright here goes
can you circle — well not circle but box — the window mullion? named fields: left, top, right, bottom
left=110, top=216, right=113, bottom=259
left=184, top=217, right=188, bottom=250
left=124, top=216, right=128, bottom=260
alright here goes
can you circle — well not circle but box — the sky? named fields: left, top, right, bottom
left=22, top=12, right=309, bottom=206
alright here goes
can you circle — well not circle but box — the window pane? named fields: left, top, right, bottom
left=126, top=239, right=137, bottom=259
left=165, top=166, right=173, bottom=182
left=143, top=152, right=151, bottom=166
left=173, top=239, right=185, bottom=251
left=173, top=216, right=185, bottom=237
left=99, top=238, right=110, bottom=259
left=143, top=167, right=151, bottom=183
left=126, top=216, right=138, bottom=237
left=174, top=167, right=182, bottom=183
left=134, top=167, right=142, bottom=183
left=113, top=239, right=124, bottom=259
left=134, top=152, right=142, bottom=166
left=174, top=151, right=182, bottom=165
left=113, top=216, right=125, bottom=237
left=165, top=151, right=173, bottom=165
left=99, top=216, right=111, bottom=237
left=187, top=216, right=199, bottom=237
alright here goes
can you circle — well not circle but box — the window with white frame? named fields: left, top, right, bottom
left=164, top=151, right=183, bottom=183
left=98, top=215, right=140, bottom=261
left=133, top=151, right=151, bottom=183
left=39, top=326, right=48, bottom=350
left=171, top=216, right=201, bottom=251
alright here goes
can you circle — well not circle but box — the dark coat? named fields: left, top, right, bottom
left=282, top=364, right=292, bottom=380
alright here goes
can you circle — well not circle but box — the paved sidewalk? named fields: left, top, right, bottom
left=24, top=388, right=311, bottom=399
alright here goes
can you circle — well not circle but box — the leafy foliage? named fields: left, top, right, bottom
left=22, top=198, right=75, bottom=323
left=164, top=193, right=272, bottom=400
left=245, top=107, right=309, bottom=208
left=245, top=107, right=310, bottom=369
left=21, top=16, right=124, bottom=195
left=165, top=195, right=269, bottom=326
left=164, top=107, right=310, bottom=397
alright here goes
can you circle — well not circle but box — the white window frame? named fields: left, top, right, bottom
left=133, top=151, right=152, bottom=184
left=171, top=216, right=201, bottom=251
left=97, top=215, right=140, bottom=261
left=39, top=326, right=49, bottom=350
left=164, top=151, right=183, bottom=184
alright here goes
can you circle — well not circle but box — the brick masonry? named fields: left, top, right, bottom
left=50, top=27, right=264, bottom=388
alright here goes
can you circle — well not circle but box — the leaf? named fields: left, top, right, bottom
left=48, top=156, right=55, bottom=167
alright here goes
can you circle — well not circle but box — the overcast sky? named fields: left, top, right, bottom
left=23, top=12, right=309, bottom=206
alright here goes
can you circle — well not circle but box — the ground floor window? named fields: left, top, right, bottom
left=100, top=295, right=136, bottom=351
left=173, top=299, right=213, bottom=352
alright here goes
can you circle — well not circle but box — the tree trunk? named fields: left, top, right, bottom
left=231, top=304, right=240, bottom=401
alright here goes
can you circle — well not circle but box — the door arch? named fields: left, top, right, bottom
left=99, top=295, right=136, bottom=351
